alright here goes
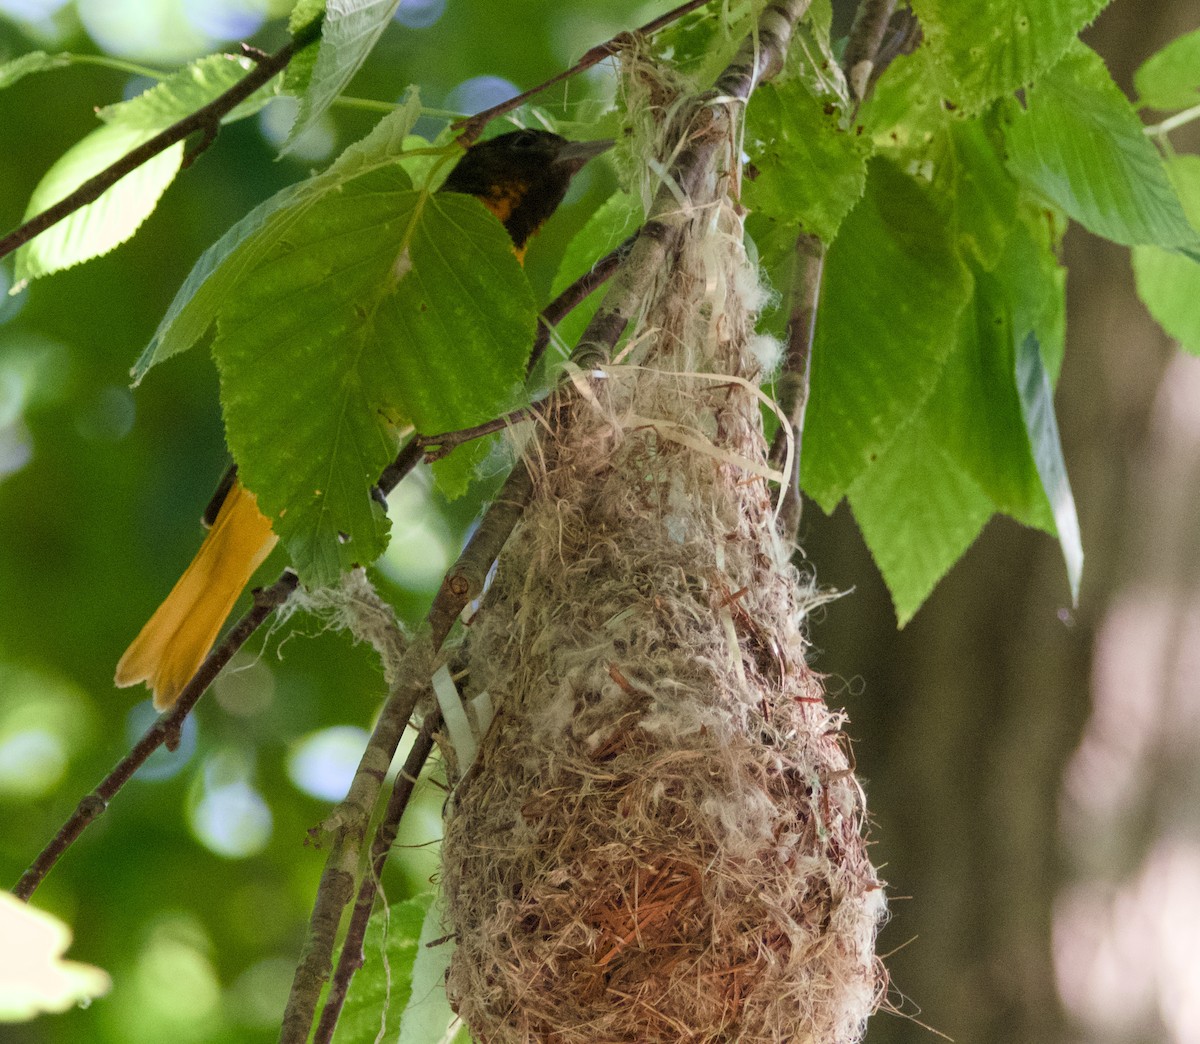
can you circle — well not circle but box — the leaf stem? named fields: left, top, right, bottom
left=66, top=53, right=170, bottom=80
left=1145, top=101, right=1200, bottom=138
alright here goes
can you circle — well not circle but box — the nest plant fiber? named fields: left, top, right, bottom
left=439, top=76, right=886, bottom=1043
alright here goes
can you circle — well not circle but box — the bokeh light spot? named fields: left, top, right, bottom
left=77, top=0, right=213, bottom=64
left=212, top=652, right=276, bottom=716
left=258, top=96, right=337, bottom=162
left=132, top=918, right=221, bottom=1027
left=0, top=266, right=26, bottom=326
left=0, top=728, right=67, bottom=798
left=393, top=0, right=446, bottom=29
left=287, top=726, right=369, bottom=801
left=0, top=0, right=70, bottom=20
left=0, top=421, right=32, bottom=479
left=228, top=957, right=294, bottom=1027
left=381, top=472, right=456, bottom=590
left=445, top=75, right=520, bottom=117
left=125, top=700, right=198, bottom=781
left=75, top=385, right=136, bottom=442
left=182, top=0, right=267, bottom=41
left=190, top=779, right=273, bottom=858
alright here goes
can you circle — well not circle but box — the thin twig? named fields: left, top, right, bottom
left=15, top=223, right=621, bottom=900
left=0, top=17, right=323, bottom=264
left=376, top=439, right=424, bottom=498
left=11, top=572, right=299, bottom=900
left=418, top=408, right=533, bottom=462
left=766, top=0, right=913, bottom=541
left=312, top=710, right=442, bottom=1044
left=15, top=439, right=417, bottom=901
left=452, top=0, right=714, bottom=143
left=769, top=232, right=824, bottom=542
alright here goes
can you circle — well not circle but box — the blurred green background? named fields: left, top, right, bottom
left=3, top=2, right=1200, bottom=1043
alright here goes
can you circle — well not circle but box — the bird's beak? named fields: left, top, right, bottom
left=552, top=138, right=615, bottom=174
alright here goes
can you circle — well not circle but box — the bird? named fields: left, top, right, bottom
left=115, top=129, right=613, bottom=710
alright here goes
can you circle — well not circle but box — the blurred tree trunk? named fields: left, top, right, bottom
left=804, top=4, right=1200, bottom=1042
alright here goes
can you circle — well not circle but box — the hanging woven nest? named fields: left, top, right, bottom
left=439, top=53, right=886, bottom=1044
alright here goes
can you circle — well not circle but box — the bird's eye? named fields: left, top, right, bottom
left=511, top=130, right=541, bottom=149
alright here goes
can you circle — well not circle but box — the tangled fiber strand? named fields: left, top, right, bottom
left=441, top=57, right=885, bottom=1044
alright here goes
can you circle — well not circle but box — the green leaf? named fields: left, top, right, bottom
left=290, top=0, right=326, bottom=32
left=848, top=419, right=995, bottom=627
left=214, top=179, right=536, bottom=585
left=1134, top=26, right=1200, bottom=110
left=649, top=0, right=758, bottom=89
left=801, top=157, right=973, bottom=511
left=1016, top=331, right=1082, bottom=602
left=134, top=97, right=422, bottom=381
left=849, top=210, right=1070, bottom=624
left=285, top=0, right=326, bottom=96
left=544, top=190, right=643, bottom=377
left=1002, top=42, right=1200, bottom=249
left=873, top=95, right=1019, bottom=272
left=908, top=0, right=1110, bottom=111
left=743, top=78, right=871, bottom=244
left=925, top=214, right=1064, bottom=531
left=430, top=435, right=496, bottom=501
left=1134, top=154, right=1200, bottom=354
left=12, top=123, right=183, bottom=287
left=397, top=895, right=458, bottom=1044
left=284, top=0, right=402, bottom=155
left=0, top=50, right=71, bottom=91
left=95, top=52, right=279, bottom=129
left=867, top=44, right=966, bottom=154
left=12, top=50, right=291, bottom=289
left=331, top=894, right=431, bottom=1043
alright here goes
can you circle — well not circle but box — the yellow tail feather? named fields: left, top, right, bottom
left=115, top=481, right=278, bottom=710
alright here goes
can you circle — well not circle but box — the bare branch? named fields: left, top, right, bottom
left=843, top=0, right=899, bottom=104
left=11, top=571, right=299, bottom=900
left=769, top=233, right=824, bottom=542
left=0, top=17, right=323, bottom=263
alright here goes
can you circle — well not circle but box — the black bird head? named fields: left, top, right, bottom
left=441, top=129, right=614, bottom=253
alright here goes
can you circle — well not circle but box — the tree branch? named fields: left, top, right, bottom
left=0, top=17, right=323, bottom=264
left=312, top=710, right=443, bottom=1044
left=452, top=0, right=715, bottom=143
left=766, top=0, right=915, bottom=542
left=11, top=571, right=299, bottom=900
left=843, top=0, right=899, bottom=105
left=278, top=459, right=537, bottom=1042
left=571, top=0, right=813, bottom=376
left=769, top=232, right=824, bottom=542
left=528, top=236, right=633, bottom=376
